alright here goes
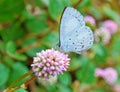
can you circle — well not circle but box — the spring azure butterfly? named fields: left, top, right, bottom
left=59, top=7, right=94, bottom=54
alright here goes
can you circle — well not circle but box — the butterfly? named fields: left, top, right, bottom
left=59, top=7, right=94, bottom=54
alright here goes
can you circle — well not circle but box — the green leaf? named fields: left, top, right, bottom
left=22, top=38, right=46, bottom=57
left=58, top=72, right=72, bottom=86
left=7, top=62, right=28, bottom=87
left=89, top=6, right=103, bottom=20
left=76, top=57, right=96, bottom=84
left=0, top=64, right=10, bottom=87
left=49, top=0, right=71, bottom=20
left=57, top=84, right=72, bottom=92
left=0, top=0, right=25, bottom=22
left=111, top=38, right=120, bottom=61
left=47, top=84, right=57, bottom=92
left=25, top=17, right=48, bottom=33
left=103, top=6, right=120, bottom=23
left=43, top=32, right=59, bottom=48
left=6, top=41, right=27, bottom=61
left=3, top=57, right=14, bottom=67
left=79, top=0, right=92, bottom=7
left=92, top=43, right=108, bottom=63
left=49, top=0, right=63, bottom=20
left=0, top=23, right=25, bottom=42
left=69, top=55, right=81, bottom=71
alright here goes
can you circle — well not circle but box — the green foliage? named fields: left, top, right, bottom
left=43, top=32, right=59, bottom=47
left=76, top=57, right=96, bottom=84
left=0, top=64, right=10, bottom=88
left=15, top=88, right=27, bottom=92
left=6, top=41, right=27, bottom=61
left=7, top=62, right=29, bottom=87
left=92, top=43, right=108, bottom=62
left=0, top=0, right=25, bottom=22
left=58, top=72, right=72, bottom=86
left=49, top=0, right=71, bottom=20
left=0, top=0, right=120, bottom=92
left=25, top=17, right=48, bottom=33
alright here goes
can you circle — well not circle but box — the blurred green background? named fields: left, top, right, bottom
left=0, top=0, right=120, bottom=92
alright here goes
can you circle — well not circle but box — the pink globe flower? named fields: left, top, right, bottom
left=31, top=48, right=70, bottom=79
left=85, top=15, right=96, bottom=26
left=95, top=68, right=104, bottom=77
left=94, top=27, right=111, bottom=44
left=103, top=20, right=118, bottom=34
left=102, top=68, right=118, bottom=85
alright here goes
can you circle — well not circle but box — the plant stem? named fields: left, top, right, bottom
left=6, top=70, right=33, bottom=91
left=14, top=75, right=37, bottom=91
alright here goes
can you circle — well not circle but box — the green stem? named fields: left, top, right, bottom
left=14, top=75, right=37, bottom=91
left=7, top=70, right=33, bottom=90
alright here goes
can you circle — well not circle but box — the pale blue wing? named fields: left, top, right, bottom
left=60, top=7, right=85, bottom=52
left=60, top=7, right=94, bottom=54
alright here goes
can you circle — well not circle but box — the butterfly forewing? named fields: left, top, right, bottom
left=60, top=7, right=94, bottom=54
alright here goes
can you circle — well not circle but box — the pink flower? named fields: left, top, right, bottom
left=103, top=20, right=118, bottom=34
left=102, top=68, right=118, bottom=85
left=31, top=48, right=70, bottom=79
left=85, top=15, right=96, bottom=26
left=95, top=68, right=104, bottom=77
left=94, top=27, right=111, bottom=44
left=113, top=85, right=120, bottom=92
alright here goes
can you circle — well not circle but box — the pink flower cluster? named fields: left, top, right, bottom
left=103, top=20, right=118, bottom=34
left=95, top=67, right=118, bottom=85
left=94, top=27, right=111, bottom=44
left=94, top=20, right=118, bottom=44
left=31, top=48, right=70, bottom=79
left=85, top=15, right=96, bottom=26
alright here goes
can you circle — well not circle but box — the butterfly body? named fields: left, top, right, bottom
left=59, top=7, right=94, bottom=54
